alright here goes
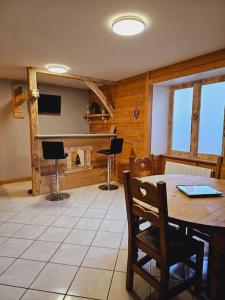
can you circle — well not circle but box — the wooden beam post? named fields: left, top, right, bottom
left=191, top=83, right=201, bottom=156
left=144, top=73, right=151, bottom=155
left=27, top=67, right=40, bottom=195
left=84, top=80, right=114, bottom=117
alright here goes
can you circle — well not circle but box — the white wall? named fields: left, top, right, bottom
left=0, top=79, right=89, bottom=181
left=151, top=86, right=170, bottom=154
left=38, top=84, right=88, bottom=134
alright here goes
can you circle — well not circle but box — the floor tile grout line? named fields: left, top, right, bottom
left=0, top=220, right=37, bottom=278
left=20, top=287, right=65, bottom=299
left=64, top=192, right=108, bottom=296
left=0, top=184, right=129, bottom=299
left=24, top=187, right=102, bottom=298
left=23, top=211, right=84, bottom=292
left=0, top=195, right=86, bottom=289
left=106, top=192, right=127, bottom=300
left=18, top=186, right=97, bottom=300
left=64, top=188, right=118, bottom=298
left=0, top=220, right=62, bottom=280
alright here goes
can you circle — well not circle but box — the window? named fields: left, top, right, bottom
left=198, top=82, right=225, bottom=155
left=172, top=88, right=193, bottom=152
left=168, top=77, right=225, bottom=158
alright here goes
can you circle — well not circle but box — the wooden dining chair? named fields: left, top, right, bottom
left=123, top=170, right=204, bottom=300
left=129, top=154, right=155, bottom=177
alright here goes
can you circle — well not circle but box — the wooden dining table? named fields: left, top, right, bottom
left=143, top=174, right=225, bottom=300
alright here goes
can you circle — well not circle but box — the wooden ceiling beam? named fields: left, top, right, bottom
left=12, top=81, right=40, bottom=119
left=84, top=80, right=114, bottom=118
left=35, top=68, right=114, bottom=85
left=15, top=91, right=29, bottom=107
left=148, top=48, right=225, bottom=84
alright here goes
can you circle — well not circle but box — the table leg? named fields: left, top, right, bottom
left=208, top=231, right=225, bottom=300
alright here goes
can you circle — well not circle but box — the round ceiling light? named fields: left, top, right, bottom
left=47, top=64, right=69, bottom=73
left=112, top=16, right=145, bottom=36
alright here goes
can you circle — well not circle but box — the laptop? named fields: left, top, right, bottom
left=176, top=185, right=223, bottom=198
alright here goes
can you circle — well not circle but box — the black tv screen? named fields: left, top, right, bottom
left=38, top=94, right=61, bottom=114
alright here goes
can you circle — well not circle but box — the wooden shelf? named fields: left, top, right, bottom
left=84, top=114, right=110, bottom=122
left=84, top=114, right=109, bottom=118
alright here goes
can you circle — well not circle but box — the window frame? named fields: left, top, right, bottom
left=168, top=75, right=225, bottom=160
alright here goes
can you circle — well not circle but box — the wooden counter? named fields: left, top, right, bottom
left=36, top=133, right=116, bottom=195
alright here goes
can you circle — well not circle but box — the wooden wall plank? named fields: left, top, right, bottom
left=89, top=73, right=150, bottom=182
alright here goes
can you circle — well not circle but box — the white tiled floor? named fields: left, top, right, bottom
left=0, top=181, right=198, bottom=300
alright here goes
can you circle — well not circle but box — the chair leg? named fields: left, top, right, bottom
left=159, top=266, right=169, bottom=300
left=194, top=245, right=204, bottom=299
left=126, top=245, right=138, bottom=291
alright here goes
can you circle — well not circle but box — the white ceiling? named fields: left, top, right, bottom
left=0, top=0, right=224, bottom=88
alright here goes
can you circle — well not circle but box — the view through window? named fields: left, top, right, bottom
left=170, top=79, right=225, bottom=156
left=172, top=87, right=193, bottom=152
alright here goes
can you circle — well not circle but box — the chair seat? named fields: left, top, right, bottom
left=98, top=149, right=111, bottom=155
left=136, top=226, right=200, bottom=264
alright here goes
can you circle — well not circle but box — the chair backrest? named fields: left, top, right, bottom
left=129, top=155, right=155, bottom=177
left=123, top=170, right=169, bottom=258
left=110, top=138, right=124, bottom=154
left=42, top=141, right=65, bottom=160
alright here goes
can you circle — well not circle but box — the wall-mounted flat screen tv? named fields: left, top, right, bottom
left=38, top=94, right=61, bottom=114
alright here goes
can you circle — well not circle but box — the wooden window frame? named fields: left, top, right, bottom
left=168, top=74, right=225, bottom=161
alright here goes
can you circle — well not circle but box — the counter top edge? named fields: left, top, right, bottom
left=36, top=133, right=117, bottom=139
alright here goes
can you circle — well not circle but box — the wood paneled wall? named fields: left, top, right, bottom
left=89, top=73, right=151, bottom=182
left=89, top=49, right=225, bottom=182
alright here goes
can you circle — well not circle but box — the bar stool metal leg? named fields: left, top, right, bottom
left=99, top=155, right=118, bottom=191
left=46, top=159, right=70, bottom=201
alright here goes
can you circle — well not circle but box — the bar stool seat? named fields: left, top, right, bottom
left=42, top=141, right=70, bottom=201
left=98, top=138, right=123, bottom=191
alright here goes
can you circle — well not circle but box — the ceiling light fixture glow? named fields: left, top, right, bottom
left=112, top=16, right=145, bottom=36
left=47, top=64, right=69, bottom=73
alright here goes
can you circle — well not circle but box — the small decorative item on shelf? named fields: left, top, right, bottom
left=101, top=108, right=107, bottom=114
left=90, top=102, right=101, bottom=114
left=75, top=154, right=81, bottom=165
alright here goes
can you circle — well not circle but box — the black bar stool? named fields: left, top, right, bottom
left=98, top=138, right=123, bottom=191
left=42, top=141, right=70, bottom=201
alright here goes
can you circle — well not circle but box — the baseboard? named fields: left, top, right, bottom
left=0, top=176, right=31, bottom=185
